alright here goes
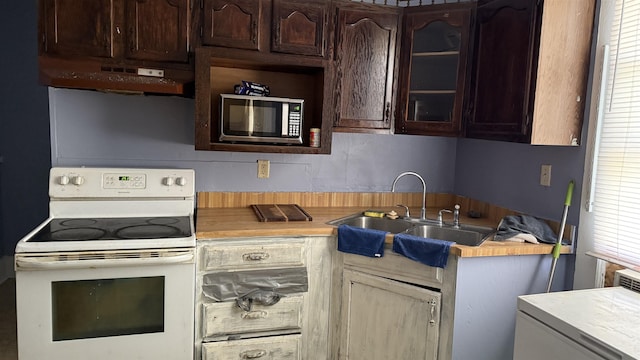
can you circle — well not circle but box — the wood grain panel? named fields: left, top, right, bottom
left=198, top=191, right=453, bottom=209
left=531, top=0, right=595, bottom=145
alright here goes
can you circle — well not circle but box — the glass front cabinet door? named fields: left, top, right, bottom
left=396, top=5, right=472, bottom=136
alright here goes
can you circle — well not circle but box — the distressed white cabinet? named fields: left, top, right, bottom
left=195, top=236, right=335, bottom=360
left=339, top=269, right=441, bottom=360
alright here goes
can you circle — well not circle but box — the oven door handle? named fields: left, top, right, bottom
left=15, top=250, right=194, bottom=270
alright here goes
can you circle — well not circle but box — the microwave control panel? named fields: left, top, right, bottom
left=286, top=103, right=302, bottom=137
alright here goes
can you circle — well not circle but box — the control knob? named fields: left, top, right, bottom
left=163, top=177, right=174, bottom=186
left=176, top=177, right=187, bottom=186
left=72, top=176, right=85, bottom=186
left=59, top=175, right=70, bottom=185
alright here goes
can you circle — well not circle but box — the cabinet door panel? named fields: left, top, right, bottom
left=42, top=0, right=116, bottom=58
left=396, top=7, right=471, bottom=136
left=339, top=269, right=440, bottom=360
left=124, top=0, right=190, bottom=62
left=466, top=0, right=538, bottom=141
left=202, top=0, right=262, bottom=50
left=334, top=7, right=399, bottom=130
left=272, top=0, right=327, bottom=57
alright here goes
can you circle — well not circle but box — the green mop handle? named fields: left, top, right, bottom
left=553, top=180, right=574, bottom=258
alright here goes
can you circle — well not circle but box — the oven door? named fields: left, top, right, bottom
left=15, top=249, right=195, bottom=360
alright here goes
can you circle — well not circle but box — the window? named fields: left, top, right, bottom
left=585, top=0, right=640, bottom=269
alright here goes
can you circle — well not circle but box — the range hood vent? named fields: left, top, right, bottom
left=39, top=56, right=194, bottom=97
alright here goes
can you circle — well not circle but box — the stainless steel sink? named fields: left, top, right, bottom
left=328, top=212, right=495, bottom=246
left=327, top=215, right=415, bottom=233
left=403, top=224, right=495, bottom=246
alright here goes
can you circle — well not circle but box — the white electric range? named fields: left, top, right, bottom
left=14, top=167, right=196, bottom=360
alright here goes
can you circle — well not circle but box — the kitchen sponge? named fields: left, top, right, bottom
left=363, top=210, right=385, bottom=218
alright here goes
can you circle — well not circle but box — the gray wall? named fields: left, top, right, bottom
left=49, top=88, right=458, bottom=194
left=0, top=1, right=50, bottom=258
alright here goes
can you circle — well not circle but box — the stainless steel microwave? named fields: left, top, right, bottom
left=219, top=94, right=304, bottom=145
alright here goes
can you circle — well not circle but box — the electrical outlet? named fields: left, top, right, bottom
left=257, top=160, right=270, bottom=179
left=540, top=164, right=552, bottom=187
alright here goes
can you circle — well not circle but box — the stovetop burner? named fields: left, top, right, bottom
left=30, top=216, right=192, bottom=242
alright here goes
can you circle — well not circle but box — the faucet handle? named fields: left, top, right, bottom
left=438, top=209, right=452, bottom=226
left=453, top=204, right=460, bottom=227
left=396, top=204, right=410, bottom=219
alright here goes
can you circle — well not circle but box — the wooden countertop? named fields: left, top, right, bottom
left=196, top=206, right=573, bottom=258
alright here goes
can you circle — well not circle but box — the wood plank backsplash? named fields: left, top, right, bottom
left=197, top=192, right=455, bottom=209
left=197, top=192, right=575, bottom=244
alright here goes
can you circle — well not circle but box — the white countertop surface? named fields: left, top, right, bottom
left=518, top=287, right=640, bottom=359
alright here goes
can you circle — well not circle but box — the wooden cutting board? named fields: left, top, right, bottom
left=250, top=204, right=313, bottom=222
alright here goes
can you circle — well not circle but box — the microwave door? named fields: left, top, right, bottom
left=225, top=99, right=253, bottom=136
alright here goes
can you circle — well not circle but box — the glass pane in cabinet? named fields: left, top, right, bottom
left=410, top=54, right=459, bottom=91
left=413, top=20, right=461, bottom=53
left=408, top=93, right=455, bottom=122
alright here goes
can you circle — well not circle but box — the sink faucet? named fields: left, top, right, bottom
left=391, top=171, right=427, bottom=220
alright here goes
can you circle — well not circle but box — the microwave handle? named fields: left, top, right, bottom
left=15, top=250, right=194, bottom=270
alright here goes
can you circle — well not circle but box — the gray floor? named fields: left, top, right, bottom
left=0, top=278, right=17, bottom=360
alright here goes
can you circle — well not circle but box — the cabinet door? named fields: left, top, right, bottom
left=41, top=0, right=116, bottom=58
left=396, top=6, right=471, bottom=136
left=124, top=0, right=190, bottom=63
left=334, top=5, right=399, bottom=131
left=339, top=269, right=440, bottom=360
left=465, top=0, right=539, bottom=142
left=202, top=0, right=263, bottom=50
left=272, top=0, right=328, bottom=57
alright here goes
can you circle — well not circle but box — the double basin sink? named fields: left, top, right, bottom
left=328, top=213, right=496, bottom=247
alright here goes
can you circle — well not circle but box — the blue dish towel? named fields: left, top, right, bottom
left=337, top=224, right=387, bottom=258
left=393, top=233, right=454, bottom=268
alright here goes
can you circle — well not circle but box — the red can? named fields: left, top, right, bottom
left=310, top=128, right=320, bottom=147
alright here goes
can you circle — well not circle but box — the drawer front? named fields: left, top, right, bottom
left=202, top=334, right=302, bottom=360
left=200, top=243, right=305, bottom=271
left=202, top=295, right=304, bottom=338
left=343, top=250, right=444, bottom=288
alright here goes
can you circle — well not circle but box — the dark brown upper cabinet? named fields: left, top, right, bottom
left=38, top=0, right=194, bottom=95
left=201, top=0, right=264, bottom=51
left=395, top=4, right=472, bottom=136
left=41, top=0, right=115, bottom=59
left=333, top=3, right=400, bottom=133
left=465, top=0, right=538, bottom=143
left=201, top=0, right=329, bottom=58
left=124, top=0, right=191, bottom=63
left=272, top=0, right=328, bottom=57
left=466, top=0, right=595, bottom=145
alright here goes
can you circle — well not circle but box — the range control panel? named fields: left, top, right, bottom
left=49, top=167, right=195, bottom=198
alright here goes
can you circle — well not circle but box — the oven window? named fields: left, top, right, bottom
left=51, top=277, right=165, bottom=341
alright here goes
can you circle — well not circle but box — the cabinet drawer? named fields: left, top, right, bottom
left=343, top=250, right=444, bottom=288
left=202, top=295, right=304, bottom=338
left=202, top=334, right=302, bottom=360
left=200, top=242, right=305, bottom=271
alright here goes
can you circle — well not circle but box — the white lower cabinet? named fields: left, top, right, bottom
left=195, top=236, right=334, bottom=360
left=338, top=269, right=441, bottom=360
left=202, top=334, right=302, bottom=360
